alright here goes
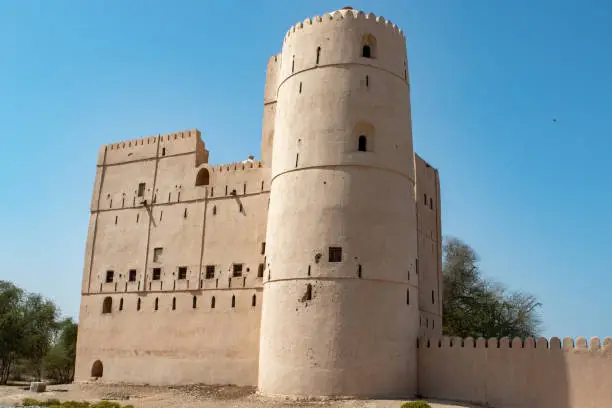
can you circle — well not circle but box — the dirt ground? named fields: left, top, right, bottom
left=0, top=382, right=474, bottom=408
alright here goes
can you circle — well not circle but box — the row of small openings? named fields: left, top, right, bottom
left=104, top=269, right=138, bottom=283
left=195, top=168, right=266, bottom=194
left=111, top=176, right=266, bottom=207
left=295, top=136, right=368, bottom=168
left=298, top=285, right=413, bottom=306
left=420, top=316, right=435, bottom=329
left=297, top=73, right=372, bottom=96
left=292, top=37, right=378, bottom=74
left=101, top=294, right=256, bottom=313
left=294, top=40, right=406, bottom=81
left=210, top=199, right=246, bottom=216
left=423, top=193, right=434, bottom=210
left=114, top=206, right=190, bottom=226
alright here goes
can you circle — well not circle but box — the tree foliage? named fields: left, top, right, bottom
left=442, top=237, right=542, bottom=339
left=0, top=280, right=77, bottom=384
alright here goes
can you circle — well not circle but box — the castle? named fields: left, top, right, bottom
left=75, top=7, right=612, bottom=408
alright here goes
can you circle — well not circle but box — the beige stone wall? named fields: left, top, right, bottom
left=258, top=9, right=419, bottom=398
left=76, top=129, right=270, bottom=385
left=75, top=291, right=261, bottom=385
left=414, top=154, right=442, bottom=337
left=418, top=336, right=612, bottom=408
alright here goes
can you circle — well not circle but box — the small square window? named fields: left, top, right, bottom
left=153, top=247, right=163, bottom=263
left=232, top=263, right=243, bottom=277
left=128, top=269, right=137, bottom=282
left=138, top=183, right=146, bottom=197
left=105, top=270, right=114, bottom=283
left=152, top=268, right=161, bottom=281
left=328, top=247, right=342, bottom=263
left=178, top=267, right=187, bottom=280
left=205, top=265, right=215, bottom=279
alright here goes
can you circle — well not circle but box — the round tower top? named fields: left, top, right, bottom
left=283, top=8, right=405, bottom=43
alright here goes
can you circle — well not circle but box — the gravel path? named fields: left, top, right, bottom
left=0, top=383, right=475, bottom=408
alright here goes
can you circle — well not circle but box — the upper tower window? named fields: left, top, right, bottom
left=195, top=168, right=210, bottom=186
left=362, top=45, right=371, bottom=58
left=358, top=135, right=367, bottom=152
left=361, top=34, right=377, bottom=59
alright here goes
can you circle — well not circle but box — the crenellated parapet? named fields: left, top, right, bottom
left=277, top=7, right=409, bottom=87
left=100, top=129, right=205, bottom=165
left=418, top=335, right=612, bottom=351
left=284, top=8, right=405, bottom=42
left=212, top=160, right=263, bottom=172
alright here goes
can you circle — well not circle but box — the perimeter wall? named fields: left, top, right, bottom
left=418, top=336, right=612, bottom=408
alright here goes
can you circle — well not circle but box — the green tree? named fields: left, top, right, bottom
left=21, top=293, right=59, bottom=380
left=44, top=318, right=78, bottom=383
left=0, top=280, right=62, bottom=383
left=0, top=281, right=26, bottom=384
left=442, top=237, right=542, bottom=338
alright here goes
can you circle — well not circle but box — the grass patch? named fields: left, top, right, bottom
left=21, top=398, right=133, bottom=408
left=401, top=401, right=432, bottom=408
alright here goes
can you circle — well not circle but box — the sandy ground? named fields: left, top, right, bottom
left=0, top=382, right=475, bottom=408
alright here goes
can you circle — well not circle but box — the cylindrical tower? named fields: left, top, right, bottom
left=259, top=8, right=419, bottom=398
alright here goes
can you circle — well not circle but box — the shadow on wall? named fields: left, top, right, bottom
left=418, top=336, right=612, bottom=408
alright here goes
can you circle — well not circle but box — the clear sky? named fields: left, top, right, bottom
left=1, top=0, right=610, bottom=339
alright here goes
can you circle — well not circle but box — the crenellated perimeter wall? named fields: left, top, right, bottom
left=418, top=336, right=612, bottom=408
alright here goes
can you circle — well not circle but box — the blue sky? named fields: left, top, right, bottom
left=1, top=0, right=610, bottom=339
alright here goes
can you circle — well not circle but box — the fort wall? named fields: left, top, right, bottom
left=418, top=336, right=612, bottom=408
left=75, top=291, right=261, bottom=386
left=414, top=154, right=442, bottom=336
left=260, top=54, right=281, bottom=166
left=76, top=127, right=272, bottom=384
left=77, top=6, right=449, bottom=396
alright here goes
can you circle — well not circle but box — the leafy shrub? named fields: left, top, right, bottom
left=45, top=399, right=62, bottom=406
left=401, top=401, right=432, bottom=408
